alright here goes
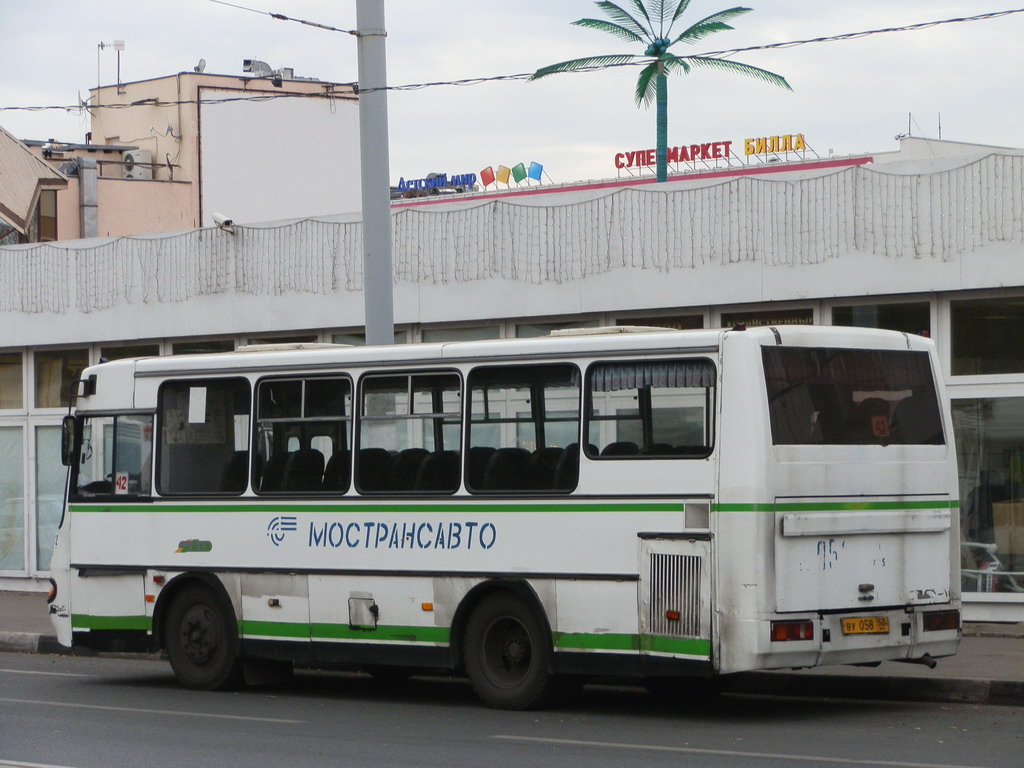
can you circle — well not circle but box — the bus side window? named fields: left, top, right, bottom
left=585, top=359, right=716, bottom=459
left=73, top=413, right=155, bottom=498
left=255, top=376, right=352, bottom=494
left=157, top=378, right=251, bottom=495
left=467, top=363, right=581, bottom=493
left=356, top=372, right=461, bottom=494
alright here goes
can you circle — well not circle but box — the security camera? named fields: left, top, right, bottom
left=212, top=213, right=233, bottom=228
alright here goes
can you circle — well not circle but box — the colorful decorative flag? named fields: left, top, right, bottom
left=495, top=165, right=511, bottom=184
left=479, top=166, right=495, bottom=187
left=528, top=161, right=543, bottom=181
left=511, top=163, right=527, bottom=183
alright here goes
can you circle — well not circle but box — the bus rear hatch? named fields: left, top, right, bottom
left=773, top=496, right=953, bottom=613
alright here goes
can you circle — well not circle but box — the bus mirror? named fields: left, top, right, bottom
left=61, top=415, right=77, bottom=467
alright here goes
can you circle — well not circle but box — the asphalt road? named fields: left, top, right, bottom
left=1, top=652, right=1021, bottom=768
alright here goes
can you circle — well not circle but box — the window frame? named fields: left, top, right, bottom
left=155, top=376, right=252, bottom=497
left=465, top=362, right=582, bottom=494
left=354, top=369, right=464, bottom=495
left=68, top=410, right=156, bottom=502
left=253, top=374, right=354, bottom=495
left=584, top=357, right=717, bottom=461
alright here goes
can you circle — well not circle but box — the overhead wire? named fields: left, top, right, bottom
left=1, top=7, right=1022, bottom=113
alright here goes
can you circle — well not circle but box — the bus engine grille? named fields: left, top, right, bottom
left=649, top=553, right=702, bottom=637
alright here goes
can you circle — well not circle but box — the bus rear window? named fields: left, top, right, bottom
left=762, top=347, right=943, bottom=446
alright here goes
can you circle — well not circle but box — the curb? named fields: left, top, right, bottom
left=0, top=631, right=43, bottom=654
left=728, top=671, right=1024, bottom=707
left=0, top=632, right=96, bottom=657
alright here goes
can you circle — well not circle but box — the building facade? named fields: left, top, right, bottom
left=8, top=67, right=360, bottom=241
left=1, top=136, right=1022, bottom=621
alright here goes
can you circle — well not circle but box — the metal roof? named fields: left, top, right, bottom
left=0, top=125, right=68, bottom=234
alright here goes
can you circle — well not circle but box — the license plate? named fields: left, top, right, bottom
left=841, top=616, right=890, bottom=635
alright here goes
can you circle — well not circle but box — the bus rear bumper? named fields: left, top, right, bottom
left=720, top=607, right=962, bottom=674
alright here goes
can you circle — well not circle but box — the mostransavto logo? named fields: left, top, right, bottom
left=267, top=515, right=298, bottom=546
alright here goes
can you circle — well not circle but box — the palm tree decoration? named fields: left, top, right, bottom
left=531, top=1, right=791, bottom=182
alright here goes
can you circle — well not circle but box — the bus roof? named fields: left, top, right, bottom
left=85, top=325, right=934, bottom=384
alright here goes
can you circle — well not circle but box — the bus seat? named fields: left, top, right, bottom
left=260, top=452, right=289, bottom=492
left=389, top=448, right=429, bottom=491
left=892, top=394, right=943, bottom=444
left=414, top=450, right=460, bottom=492
left=322, top=449, right=351, bottom=491
left=642, top=443, right=673, bottom=455
left=482, top=447, right=530, bottom=491
left=553, top=443, right=580, bottom=490
left=848, top=397, right=891, bottom=444
left=601, top=441, right=640, bottom=456
left=467, top=446, right=496, bottom=490
left=284, top=448, right=325, bottom=491
left=220, top=450, right=250, bottom=493
left=356, top=448, right=392, bottom=492
left=528, top=446, right=564, bottom=490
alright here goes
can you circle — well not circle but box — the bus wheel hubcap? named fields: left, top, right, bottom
left=180, top=606, right=217, bottom=663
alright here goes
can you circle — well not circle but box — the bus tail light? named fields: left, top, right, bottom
left=47, top=577, right=57, bottom=604
left=770, top=620, right=814, bottom=642
left=922, top=610, right=960, bottom=632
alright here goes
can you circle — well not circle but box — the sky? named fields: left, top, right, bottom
left=2, top=1, right=1023, bottom=185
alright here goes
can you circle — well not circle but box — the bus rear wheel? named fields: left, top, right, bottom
left=164, top=583, right=243, bottom=690
left=463, top=593, right=555, bottom=710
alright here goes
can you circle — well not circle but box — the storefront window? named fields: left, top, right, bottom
left=953, top=397, right=1024, bottom=593
left=616, top=314, right=703, bottom=330
left=0, top=427, right=25, bottom=572
left=34, top=349, right=89, bottom=409
left=35, top=425, right=64, bottom=572
left=516, top=319, right=599, bottom=338
left=100, top=344, right=160, bottom=362
left=0, top=353, right=24, bottom=409
left=421, top=326, right=500, bottom=343
left=720, top=308, right=813, bottom=328
left=244, top=334, right=318, bottom=346
left=951, top=297, right=1024, bottom=376
left=330, top=331, right=409, bottom=345
left=832, top=302, right=930, bottom=336
left=172, top=339, right=235, bottom=355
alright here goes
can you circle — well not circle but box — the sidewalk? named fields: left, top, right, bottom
left=2, top=590, right=1022, bottom=706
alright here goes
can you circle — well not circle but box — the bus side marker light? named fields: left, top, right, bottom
left=922, top=610, right=960, bottom=632
left=145, top=594, right=155, bottom=603
left=770, top=620, right=814, bottom=642
left=665, top=610, right=681, bottom=621
left=152, top=575, right=165, bottom=585
left=422, top=603, right=434, bottom=612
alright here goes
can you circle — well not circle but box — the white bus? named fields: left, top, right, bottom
left=48, top=325, right=961, bottom=708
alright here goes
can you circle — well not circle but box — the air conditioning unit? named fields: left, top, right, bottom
left=122, top=149, right=152, bottom=180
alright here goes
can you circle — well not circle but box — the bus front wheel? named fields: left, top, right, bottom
left=164, top=583, right=243, bottom=690
left=463, top=593, right=555, bottom=709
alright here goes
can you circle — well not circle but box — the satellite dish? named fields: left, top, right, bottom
left=194, top=58, right=207, bottom=73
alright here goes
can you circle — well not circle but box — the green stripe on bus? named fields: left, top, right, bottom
left=237, top=620, right=451, bottom=644
left=70, top=502, right=684, bottom=514
left=711, top=503, right=775, bottom=513
left=312, top=623, right=450, bottom=644
left=237, top=621, right=709, bottom=657
left=713, top=499, right=958, bottom=514
left=71, top=614, right=151, bottom=632
left=640, top=635, right=712, bottom=656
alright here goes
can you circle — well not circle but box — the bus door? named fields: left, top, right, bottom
left=638, top=533, right=713, bottom=666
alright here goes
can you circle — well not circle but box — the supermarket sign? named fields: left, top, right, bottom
left=614, top=133, right=808, bottom=170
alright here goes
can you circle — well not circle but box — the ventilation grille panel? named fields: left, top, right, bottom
left=649, top=553, right=702, bottom=637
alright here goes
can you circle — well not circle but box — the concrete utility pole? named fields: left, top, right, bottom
left=356, top=0, right=395, bottom=345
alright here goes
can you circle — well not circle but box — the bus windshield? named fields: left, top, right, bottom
left=763, top=346, right=944, bottom=446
